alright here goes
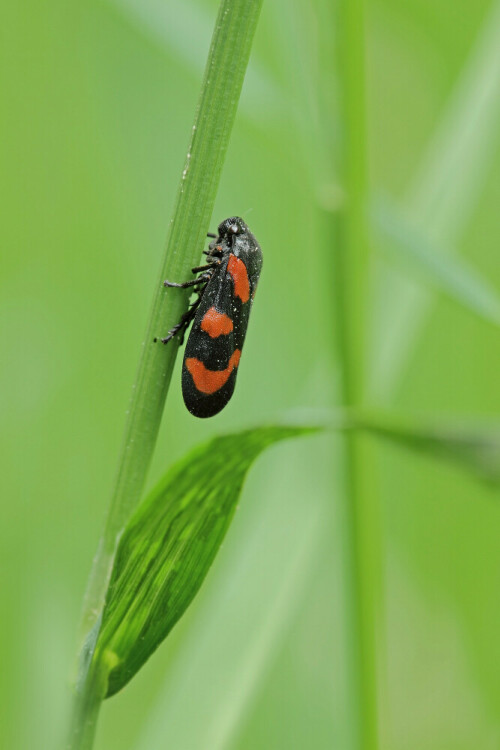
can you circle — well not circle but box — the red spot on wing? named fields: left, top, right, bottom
left=185, top=349, right=241, bottom=395
left=201, top=306, right=234, bottom=338
left=228, top=255, right=250, bottom=303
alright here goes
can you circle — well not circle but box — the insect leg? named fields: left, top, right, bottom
left=203, top=246, right=223, bottom=258
left=156, top=295, right=203, bottom=345
left=155, top=272, right=209, bottom=344
left=191, top=261, right=221, bottom=273
left=163, top=272, right=211, bottom=289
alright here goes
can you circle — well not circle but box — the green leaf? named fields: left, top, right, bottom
left=91, top=426, right=318, bottom=698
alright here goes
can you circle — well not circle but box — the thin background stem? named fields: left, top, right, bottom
left=317, top=0, right=381, bottom=747
left=336, top=0, right=380, bottom=745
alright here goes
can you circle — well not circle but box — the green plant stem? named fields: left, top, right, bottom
left=327, top=0, right=380, bottom=747
left=80, top=0, right=264, bottom=639
left=67, top=663, right=107, bottom=750
left=68, top=0, right=264, bottom=747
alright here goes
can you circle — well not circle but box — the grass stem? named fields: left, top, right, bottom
left=68, top=1, right=264, bottom=747
left=79, top=0, right=264, bottom=641
left=67, top=663, right=107, bottom=750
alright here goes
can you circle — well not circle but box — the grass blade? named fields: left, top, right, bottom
left=92, top=426, right=317, bottom=697
left=105, top=0, right=283, bottom=125
left=370, top=0, right=500, bottom=398
left=80, top=0, right=264, bottom=641
left=133, top=436, right=329, bottom=750
left=69, top=2, right=265, bottom=747
left=349, top=410, right=500, bottom=484
left=407, top=0, right=500, bottom=238
left=372, top=194, right=500, bottom=326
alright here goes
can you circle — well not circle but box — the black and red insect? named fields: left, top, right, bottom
left=157, top=217, right=263, bottom=418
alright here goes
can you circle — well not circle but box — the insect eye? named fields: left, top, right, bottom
left=218, top=216, right=245, bottom=237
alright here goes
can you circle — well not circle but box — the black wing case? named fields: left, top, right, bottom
left=182, top=243, right=262, bottom=418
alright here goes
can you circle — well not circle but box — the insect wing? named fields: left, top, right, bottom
left=182, top=263, right=237, bottom=417
left=182, top=231, right=262, bottom=418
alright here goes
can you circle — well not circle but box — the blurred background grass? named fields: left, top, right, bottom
left=1, top=0, right=499, bottom=749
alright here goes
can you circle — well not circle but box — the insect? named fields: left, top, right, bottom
left=157, top=217, right=263, bottom=418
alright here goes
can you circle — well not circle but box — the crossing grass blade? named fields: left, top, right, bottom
left=371, top=0, right=500, bottom=397
left=89, top=426, right=318, bottom=697
left=349, top=411, right=500, bottom=485
left=106, top=0, right=284, bottom=126
left=372, top=195, right=500, bottom=327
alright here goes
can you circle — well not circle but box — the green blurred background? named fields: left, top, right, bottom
left=1, top=0, right=499, bottom=748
